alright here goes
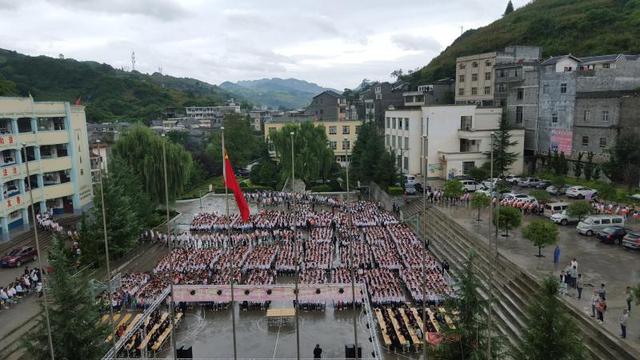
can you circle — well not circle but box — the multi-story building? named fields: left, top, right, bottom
left=263, top=117, right=362, bottom=167
left=401, top=80, right=455, bottom=108
left=537, top=54, right=640, bottom=155
left=0, top=97, right=93, bottom=239
left=384, top=105, right=524, bottom=179
left=305, top=91, right=347, bottom=122
left=357, top=82, right=406, bottom=127
left=248, top=110, right=272, bottom=132
left=185, top=100, right=242, bottom=128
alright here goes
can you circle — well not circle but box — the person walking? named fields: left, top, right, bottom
left=596, top=297, right=607, bottom=323
left=620, top=309, right=629, bottom=338
left=313, top=344, right=323, bottom=359
left=591, top=290, right=599, bottom=318
left=553, top=245, right=560, bottom=266
left=598, top=283, right=607, bottom=300
left=576, top=274, right=584, bottom=300
left=625, top=286, right=634, bottom=312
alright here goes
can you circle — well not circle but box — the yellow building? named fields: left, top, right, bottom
left=263, top=117, right=362, bottom=166
left=0, top=97, right=93, bottom=239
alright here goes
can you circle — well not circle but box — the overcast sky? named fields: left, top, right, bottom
left=0, top=0, right=530, bottom=89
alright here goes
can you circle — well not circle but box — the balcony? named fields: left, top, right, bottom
left=457, top=128, right=491, bottom=140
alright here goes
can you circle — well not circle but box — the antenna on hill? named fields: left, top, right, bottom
left=460, top=26, right=464, bottom=35
left=131, top=51, right=136, bottom=72
left=158, top=66, right=163, bottom=75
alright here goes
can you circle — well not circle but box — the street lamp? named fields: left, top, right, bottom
left=421, top=125, right=429, bottom=360
left=161, top=133, right=178, bottom=360
left=345, top=136, right=358, bottom=359
left=291, top=131, right=301, bottom=360
left=22, top=143, right=55, bottom=360
left=94, top=139, right=117, bottom=356
left=487, top=132, right=498, bottom=358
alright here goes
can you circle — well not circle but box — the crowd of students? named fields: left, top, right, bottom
left=0, top=267, right=43, bottom=310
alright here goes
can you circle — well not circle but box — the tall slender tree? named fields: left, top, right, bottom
left=513, top=277, right=588, bottom=360
left=486, top=115, right=518, bottom=176
left=22, top=238, right=109, bottom=359
left=504, top=0, right=515, bottom=16
left=351, top=122, right=397, bottom=188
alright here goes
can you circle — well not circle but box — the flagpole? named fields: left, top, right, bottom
left=222, top=127, right=238, bottom=360
left=162, top=134, right=178, bottom=360
left=291, top=131, right=300, bottom=360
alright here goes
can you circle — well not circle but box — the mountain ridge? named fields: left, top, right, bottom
left=220, top=78, right=335, bottom=109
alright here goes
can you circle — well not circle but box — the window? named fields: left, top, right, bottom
left=403, top=157, right=408, bottom=170
left=459, top=75, right=465, bottom=83
left=385, top=135, right=389, bottom=146
left=564, top=66, right=573, bottom=72
left=599, top=137, right=607, bottom=148
left=485, top=72, right=491, bottom=81
left=329, top=126, right=337, bottom=135
left=582, top=136, right=589, bottom=146
left=385, top=117, right=390, bottom=128
left=560, top=83, right=567, bottom=93
left=392, top=118, right=396, bottom=129
left=398, top=118, right=403, bottom=129
left=471, top=73, right=478, bottom=82
left=514, top=69, right=519, bottom=77
left=484, top=86, right=491, bottom=95
left=602, top=218, right=611, bottom=225
left=404, top=137, right=409, bottom=150
left=552, top=113, right=558, bottom=123
left=458, top=88, right=465, bottom=96
left=463, top=161, right=475, bottom=175
left=612, top=217, right=622, bottom=224
left=499, top=69, right=506, bottom=78
left=459, top=63, right=466, bottom=70
left=497, top=84, right=506, bottom=92
left=543, top=84, right=549, bottom=94
left=471, top=87, right=478, bottom=95
left=342, top=125, right=350, bottom=134
left=404, top=119, right=409, bottom=130
left=80, top=169, right=84, bottom=176
left=460, top=116, right=472, bottom=130
left=583, top=110, right=591, bottom=122
left=355, top=125, right=361, bottom=134
left=391, top=136, right=396, bottom=147
left=472, top=62, right=478, bottom=68
left=342, top=140, right=350, bottom=150
left=517, top=88, right=524, bottom=100
left=330, top=141, right=337, bottom=150
left=516, top=106, right=523, bottom=124
left=602, top=111, right=609, bottom=122
left=603, top=63, right=610, bottom=69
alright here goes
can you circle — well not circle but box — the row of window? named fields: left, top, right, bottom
left=581, top=136, right=607, bottom=148
left=458, top=87, right=491, bottom=96
left=458, top=72, right=492, bottom=83
left=385, top=135, right=409, bottom=150
left=328, top=125, right=356, bottom=135
left=582, top=110, right=610, bottom=123
left=385, top=117, right=410, bottom=130
left=329, top=140, right=351, bottom=151
left=541, top=83, right=568, bottom=94
left=459, top=60, right=492, bottom=69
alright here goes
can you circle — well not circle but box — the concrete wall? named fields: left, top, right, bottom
left=572, top=96, right=620, bottom=156
left=384, top=109, right=423, bottom=176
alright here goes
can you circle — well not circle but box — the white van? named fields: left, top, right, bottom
left=543, top=202, right=569, bottom=218
left=576, top=215, right=625, bottom=236
left=461, top=180, right=483, bottom=192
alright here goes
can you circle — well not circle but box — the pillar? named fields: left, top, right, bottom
left=1, top=216, right=8, bottom=236
left=39, top=200, right=47, bottom=215
left=31, top=117, right=37, bottom=133
left=10, top=118, right=18, bottom=134
left=22, top=208, right=29, bottom=225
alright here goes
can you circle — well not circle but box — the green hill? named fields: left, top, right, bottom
left=407, top=0, right=640, bottom=85
left=220, top=78, right=334, bottom=109
left=0, top=49, right=236, bottom=123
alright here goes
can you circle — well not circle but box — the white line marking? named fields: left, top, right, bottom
left=272, top=324, right=282, bottom=359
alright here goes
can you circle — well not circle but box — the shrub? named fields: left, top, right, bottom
left=387, top=186, right=404, bottom=196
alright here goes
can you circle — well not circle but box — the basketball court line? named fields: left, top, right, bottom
left=272, top=323, right=282, bottom=359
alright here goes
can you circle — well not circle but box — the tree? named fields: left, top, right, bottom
left=558, top=152, right=569, bottom=176
left=604, top=133, right=640, bottom=189
left=573, top=152, right=584, bottom=178
left=504, top=0, right=515, bottom=16
left=523, top=220, right=559, bottom=257
left=594, top=182, right=617, bottom=202
left=437, top=252, right=503, bottom=359
left=111, top=125, right=193, bottom=204
left=584, top=152, right=595, bottom=181
left=486, top=115, right=518, bottom=176
left=351, top=122, right=397, bottom=188
left=208, top=113, right=265, bottom=173
left=567, top=201, right=592, bottom=221
left=443, top=179, right=464, bottom=199
left=593, top=165, right=601, bottom=180
left=551, top=175, right=566, bottom=188
left=529, top=190, right=551, bottom=204
left=22, top=238, right=109, bottom=359
left=513, top=277, right=588, bottom=360
left=493, top=207, right=522, bottom=237
left=469, top=164, right=490, bottom=181
left=471, top=192, right=491, bottom=222
left=390, top=69, right=404, bottom=79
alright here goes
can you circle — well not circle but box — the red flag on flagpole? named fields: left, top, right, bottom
left=223, top=151, right=250, bottom=222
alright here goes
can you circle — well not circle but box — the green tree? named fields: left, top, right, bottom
left=208, top=113, right=264, bottom=172
left=584, top=152, right=595, bottom=181
left=437, top=252, right=503, bottom=359
left=504, top=0, right=515, bottom=16
left=594, top=182, right=617, bottom=202
left=551, top=175, right=566, bottom=188
left=486, top=115, right=518, bottom=176
left=567, top=201, right=592, bottom=221
left=573, top=152, right=584, bottom=178
left=523, top=220, right=559, bottom=257
left=529, top=190, right=551, bottom=204
left=493, top=206, right=522, bottom=237
left=22, top=238, right=109, bottom=359
left=471, top=192, right=491, bottom=222
left=513, top=277, right=588, bottom=360
left=111, top=125, right=193, bottom=204
left=593, top=165, right=601, bottom=180
left=250, top=157, right=280, bottom=189
left=558, top=152, right=569, bottom=176
left=469, top=164, right=490, bottom=181
left=443, top=179, right=464, bottom=199
left=604, top=133, right=640, bottom=189
left=351, top=122, right=397, bottom=188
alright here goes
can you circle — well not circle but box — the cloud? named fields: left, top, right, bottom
left=46, top=0, right=187, bottom=20
left=391, top=34, right=441, bottom=52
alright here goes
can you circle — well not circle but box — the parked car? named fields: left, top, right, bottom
left=482, top=178, right=499, bottom=190
left=576, top=215, right=625, bottom=236
left=403, top=175, right=417, bottom=186
left=453, top=175, right=473, bottom=181
left=517, top=177, right=541, bottom=187
left=546, top=185, right=569, bottom=196
left=404, top=185, right=417, bottom=195
left=543, top=202, right=570, bottom=218
left=622, top=232, right=640, bottom=250
left=535, top=180, right=552, bottom=189
left=566, top=186, right=598, bottom=199
left=596, top=226, right=629, bottom=245
left=503, top=193, right=537, bottom=202
left=460, top=180, right=484, bottom=193
left=504, top=175, right=522, bottom=185
left=0, top=246, right=37, bottom=268
left=550, top=210, right=580, bottom=225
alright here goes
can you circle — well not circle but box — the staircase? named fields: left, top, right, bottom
left=410, top=205, right=640, bottom=360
